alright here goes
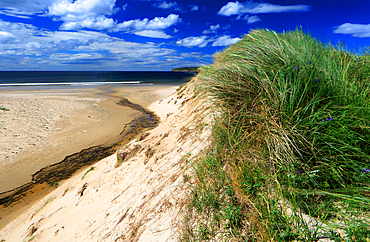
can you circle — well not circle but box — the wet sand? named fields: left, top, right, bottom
left=0, top=85, right=178, bottom=193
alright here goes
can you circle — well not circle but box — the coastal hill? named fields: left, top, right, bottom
left=171, top=67, right=199, bottom=72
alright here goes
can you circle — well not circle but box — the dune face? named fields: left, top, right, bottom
left=0, top=78, right=212, bottom=241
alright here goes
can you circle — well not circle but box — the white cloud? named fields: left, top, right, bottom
left=0, top=20, right=187, bottom=70
left=0, top=1, right=179, bottom=39
left=245, top=15, right=261, bottom=23
left=0, top=20, right=103, bottom=56
left=0, top=1, right=211, bottom=69
left=45, top=30, right=115, bottom=44
left=61, top=15, right=116, bottom=30
left=177, top=34, right=241, bottom=48
left=0, top=0, right=54, bottom=13
left=334, top=23, right=370, bottom=38
left=176, top=36, right=209, bottom=48
left=122, top=3, right=128, bottom=11
left=218, top=1, right=244, bottom=16
left=0, top=8, right=35, bottom=19
left=157, top=1, right=177, bottom=9
left=188, top=4, right=199, bottom=11
left=202, top=24, right=220, bottom=34
left=212, top=35, right=241, bottom=46
left=115, top=14, right=181, bottom=31
left=0, top=20, right=38, bottom=42
left=218, top=1, right=311, bottom=16
left=0, top=31, right=18, bottom=44
left=134, top=30, right=172, bottom=39
left=153, top=1, right=182, bottom=11
left=210, top=24, right=220, bottom=30
left=47, top=0, right=118, bottom=22
left=46, top=0, right=126, bottom=33
left=59, top=12, right=181, bottom=39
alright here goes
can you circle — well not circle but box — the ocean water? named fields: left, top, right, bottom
left=0, top=71, right=196, bottom=89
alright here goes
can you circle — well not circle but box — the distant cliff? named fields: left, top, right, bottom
left=172, top=67, right=199, bottom=72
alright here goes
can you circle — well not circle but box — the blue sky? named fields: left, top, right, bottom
left=0, top=0, right=369, bottom=71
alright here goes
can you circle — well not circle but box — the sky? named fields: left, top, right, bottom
left=0, top=0, right=370, bottom=71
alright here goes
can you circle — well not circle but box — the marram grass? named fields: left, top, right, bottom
left=182, top=29, right=370, bottom=241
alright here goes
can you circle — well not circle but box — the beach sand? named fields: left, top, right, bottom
left=0, top=85, right=178, bottom=194
left=0, top=78, right=213, bottom=241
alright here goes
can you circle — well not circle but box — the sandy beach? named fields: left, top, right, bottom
left=0, top=77, right=213, bottom=241
left=0, top=85, right=178, bottom=194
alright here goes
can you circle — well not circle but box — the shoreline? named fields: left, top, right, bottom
left=0, top=85, right=178, bottom=229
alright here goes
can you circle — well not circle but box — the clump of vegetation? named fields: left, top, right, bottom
left=0, top=107, right=9, bottom=111
left=181, top=29, right=370, bottom=241
left=82, top=166, right=95, bottom=180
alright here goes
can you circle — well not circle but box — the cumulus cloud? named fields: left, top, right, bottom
left=157, top=1, right=177, bottom=9
left=177, top=34, right=241, bottom=48
left=334, top=23, right=370, bottom=38
left=0, top=20, right=186, bottom=70
left=188, top=4, right=199, bottom=11
left=0, top=0, right=212, bottom=69
left=60, top=12, right=181, bottom=38
left=134, top=30, right=172, bottom=39
left=47, top=0, right=118, bottom=21
left=61, top=15, right=116, bottom=30
left=176, top=36, right=209, bottom=47
left=202, top=24, right=220, bottom=34
left=153, top=1, right=182, bottom=11
left=50, top=0, right=114, bottom=16
left=212, top=35, right=241, bottom=46
left=47, top=0, right=127, bottom=33
left=0, top=20, right=100, bottom=57
left=244, top=15, right=261, bottom=23
left=218, top=1, right=311, bottom=16
left=114, top=14, right=181, bottom=31
left=0, top=20, right=38, bottom=42
left=0, top=31, right=18, bottom=44
left=0, top=0, right=179, bottom=39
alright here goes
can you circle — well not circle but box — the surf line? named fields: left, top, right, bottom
left=0, top=86, right=159, bottom=226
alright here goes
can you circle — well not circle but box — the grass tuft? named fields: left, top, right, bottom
left=82, top=166, right=95, bottom=180
left=181, top=28, right=370, bottom=241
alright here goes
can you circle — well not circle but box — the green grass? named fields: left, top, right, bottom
left=181, top=29, right=370, bottom=241
left=82, top=166, right=95, bottom=180
left=0, top=107, right=9, bottom=111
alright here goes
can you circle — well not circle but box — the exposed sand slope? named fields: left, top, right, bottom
left=0, top=78, right=212, bottom=241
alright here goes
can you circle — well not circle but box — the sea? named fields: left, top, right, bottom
left=0, top=71, right=197, bottom=90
